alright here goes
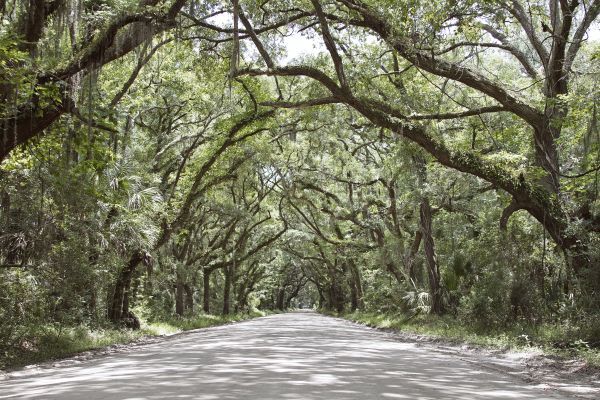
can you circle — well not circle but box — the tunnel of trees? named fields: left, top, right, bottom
left=1, top=0, right=599, bottom=361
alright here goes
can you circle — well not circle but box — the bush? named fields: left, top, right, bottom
left=458, top=262, right=512, bottom=330
left=0, top=269, right=47, bottom=365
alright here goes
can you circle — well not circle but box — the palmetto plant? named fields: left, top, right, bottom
left=402, top=281, right=431, bottom=316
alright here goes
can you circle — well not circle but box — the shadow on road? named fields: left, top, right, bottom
left=0, top=312, right=566, bottom=399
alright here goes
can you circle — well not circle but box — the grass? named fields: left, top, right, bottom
left=1, top=310, right=269, bottom=371
left=337, top=311, right=600, bottom=368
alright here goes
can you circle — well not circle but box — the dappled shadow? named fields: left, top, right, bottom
left=0, top=312, right=567, bottom=399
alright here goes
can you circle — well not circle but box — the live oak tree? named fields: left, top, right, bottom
left=233, top=0, right=600, bottom=295
left=1, top=0, right=599, bottom=364
left=1, top=0, right=189, bottom=159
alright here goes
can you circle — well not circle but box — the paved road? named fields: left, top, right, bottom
left=0, top=312, right=569, bottom=399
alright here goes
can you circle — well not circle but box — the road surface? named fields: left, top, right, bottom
left=0, top=312, right=569, bottom=399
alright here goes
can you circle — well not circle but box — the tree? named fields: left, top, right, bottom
left=235, top=0, right=600, bottom=297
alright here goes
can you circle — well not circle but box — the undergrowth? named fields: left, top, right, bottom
left=337, top=311, right=600, bottom=368
left=1, top=310, right=268, bottom=371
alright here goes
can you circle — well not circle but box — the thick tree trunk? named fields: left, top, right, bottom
left=20, top=0, right=47, bottom=55
left=235, top=279, right=253, bottom=312
left=326, top=286, right=334, bottom=311
left=350, top=280, right=358, bottom=312
left=184, top=283, right=194, bottom=313
left=317, top=288, right=325, bottom=309
left=222, top=265, right=232, bottom=315
left=533, top=125, right=560, bottom=194
left=349, top=261, right=364, bottom=310
left=235, top=285, right=244, bottom=313
left=334, top=267, right=345, bottom=313
left=175, top=273, right=184, bottom=316
left=109, top=250, right=146, bottom=328
left=406, top=231, right=422, bottom=284
left=334, top=284, right=344, bottom=313
left=327, top=280, right=344, bottom=313
left=276, top=288, right=285, bottom=310
left=203, top=269, right=211, bottom=314
left=145, top=262, right=153, bottom=296
left=420, top=198, right=444, bottom=315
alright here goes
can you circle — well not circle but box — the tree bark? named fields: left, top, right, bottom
left=328, top=275, right=345, bottom=313
left=203, top=269, right=211, bottom=314
left=350, top=278, right=358, bottom=311
left=1, top=0, right=188, bottom=162
left=109, top=250, right=147, bottom=327
left=406, top=230, right=422, bottom=284
left=222, top=265, right=232, bottom=315
left=184, top=283, right=194, bottom=313
left=349, top=260, right=364, bottom=310
left=237, top=6, right=599, bottom=281
left=175, top=272, right=184, bottom=316
left=420, top=198, right=443, bottom=315
left=317, top=288, right=325, bottom=309
left=276, top=287, right=285, bottom=310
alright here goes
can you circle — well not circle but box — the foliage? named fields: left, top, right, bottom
left=343, top=311, right=600, bottom=367
left=0, top=311, right=265, bottom=370
left=1, top=0, right=599, bottom=370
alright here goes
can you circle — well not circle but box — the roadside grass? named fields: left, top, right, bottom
left=1, top=310, right=268, bottom=371
left=146, top=310, right=267, bottom=334
left=337, top=311, right=600, bottom=368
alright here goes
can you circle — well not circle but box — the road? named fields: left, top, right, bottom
left=0, top=311, right=569, bottom=399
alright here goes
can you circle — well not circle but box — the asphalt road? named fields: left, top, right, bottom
left=0, top=311, right=569, bottom=399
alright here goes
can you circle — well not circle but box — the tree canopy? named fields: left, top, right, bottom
left=1, top=0, right=599, bottom=365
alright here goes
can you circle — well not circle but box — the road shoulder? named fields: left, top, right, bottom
left=330, top=313, right=599, bottom=399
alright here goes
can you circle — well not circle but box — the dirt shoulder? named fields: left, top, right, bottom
left=0, top=315, right=269, bottom=380
left=340, top=316, right=600, bottom=399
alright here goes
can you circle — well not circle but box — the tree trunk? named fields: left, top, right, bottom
left=336, top=285, right=345, bottom=313
left=203, top=269, right=211, bottom=314
left=235, top=286, right=244, bottom=313
left=175, top=272, right=184, bottom=316
left=349, top=261, right=363, bottom=310
left=109, top=251, right=147, bottom=328
left=420, top=198, right=443, bottom=315
left=235, top=280, right=251, bottom=312
left=406, top=231, right=422, bottom=284
left=386, top=262, right=404, bottom=286
left=318, top=289, right=325, bottom=309
left=350, top=279, right=358, bottom=312
left=145, top=262, right=153, bottom=296
left=184, top=283, right=194, bottom=313
left=222, top=265, right=232, bottom=315
left=533, top=125, right=560, bottom=193
left=328, top=280, right=344, bottom=313
left=276, top=288, right=285, bottom=310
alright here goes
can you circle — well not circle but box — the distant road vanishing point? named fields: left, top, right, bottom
left=0, top=312, right=570, bottom=399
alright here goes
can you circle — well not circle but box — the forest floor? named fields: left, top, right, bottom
left=0, top=311, right=597, bottom=399
left=340, top=311, right=600, bottom=398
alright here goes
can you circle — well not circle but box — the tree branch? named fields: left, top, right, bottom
left=311, top=0, right=349, bottom=90
left=407, top=106, right=507, bottom=120
left=334, top=0, right=544, bottom=127
left=565, top=0, right=600, bottom=72
left=500, top=200, right=526, bottom=230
